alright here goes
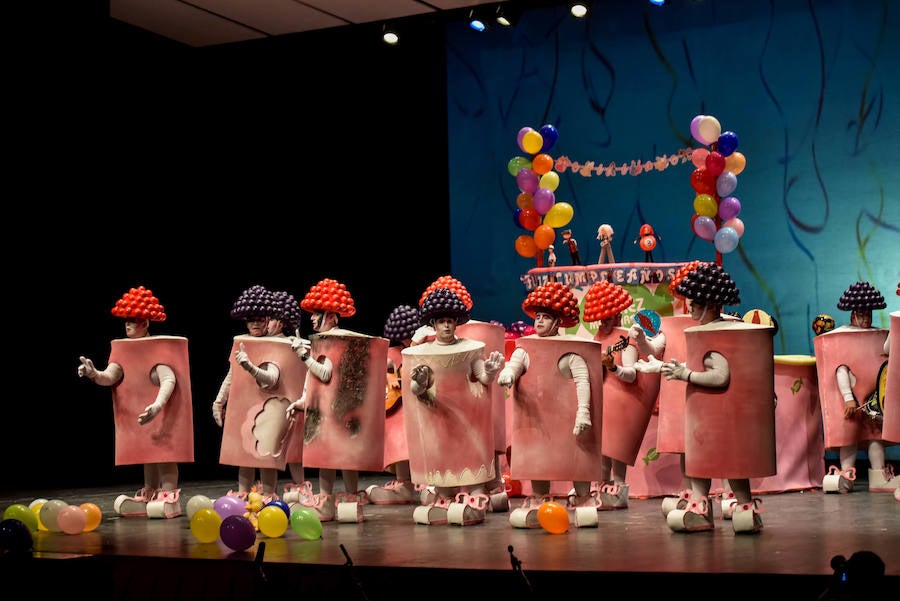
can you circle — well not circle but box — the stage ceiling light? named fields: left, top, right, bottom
left=469, top=9, right=488, bottom=32
left=495, top=4, right=519, bottom=27
left=570, top=3, right=589, bottom=18
left=382, top=23, right=399, bottom=45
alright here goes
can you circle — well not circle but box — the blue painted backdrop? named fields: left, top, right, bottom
left=445, top=0, right=899, bottom=356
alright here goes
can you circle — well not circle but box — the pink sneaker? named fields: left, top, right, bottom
left=114, top=487, right=156, bottom=517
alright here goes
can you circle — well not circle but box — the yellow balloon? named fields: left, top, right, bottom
left=522, top=130, right=544, bottom=155
left=190, top=507, right=222, bottom=543
left=693, top=193, right=718, bottom=217
left=543, top=202, right=573, bottom=228
left=31, top=502, right=48, bottom=531
left=257, top=505, right=288, bottom=538
left=539, top=171, right=559, bottom=192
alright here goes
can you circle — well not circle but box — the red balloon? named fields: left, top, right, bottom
left=501, top=472, right=522, bottom=497
left=704, top=151, right=726, bottom=177
left=519, top=207, right=541, bottom=231
left=690, top=167, right=716, bottom=195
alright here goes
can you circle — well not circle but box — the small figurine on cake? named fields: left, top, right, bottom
left=596, top=223, right=615, bottom=263
left=633, top=223, right=660, bottom=262
left=546, top=244, right=557, bottom=268
left=77, top=286, right=193, bottom=518
left=814, top=281, right=897, bottom=495
left=561, top=229, right=581, bottom=265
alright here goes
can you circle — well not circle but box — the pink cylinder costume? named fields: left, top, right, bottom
left=814, top=325, right=889, bottom=448
left=594, top=328, right=661, bottom=465
left=883, top=311, right=899, bottom=443
left=401, top=338, right=496, bottom=487
left=508, top=335, right=604, bottom=483
left=655, top=314, right=694, bottom=454
left=108, top=336, right=194, bottom=466
left=219, top=335, right=306, bottom=471
left=382, top=345, right=409, bottom=469
left=683, top=321, right=776, bottom=479
left=300, top=329, right=388, bottom=472
left=457, top=319, right=507, bottom=455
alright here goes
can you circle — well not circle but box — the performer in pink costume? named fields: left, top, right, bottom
left=366, top=304, right=421, bottom=505
left=212, top=285, right=306, bottom=505
left=498, top=281, right=605, bottom=528
left=653, top=263, right=776, bottom=534
left=77, top=286, right=193, bottom=519
left=402, top=286, right=505, bottom=526
left=286, top=278, right=389, bottom=522
left=582, top=280, right=665, bottom=510
left=814, top=281, right=897, bottom=494
left=886, top=285, right=899, bottom=502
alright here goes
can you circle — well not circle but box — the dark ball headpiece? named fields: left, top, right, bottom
left=419, top=288, right=470, bottom=326
left=836, top=281, right=886, bottom=312
left=383, top=304, right=421, bottom=344
left=675, top=263, right=741, bottom=307
left=231, top=285, right=279, bottom=322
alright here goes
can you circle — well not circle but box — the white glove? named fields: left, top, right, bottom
left=235, top=342, right=252, bottom=368
left=212, top=400, right=224, bottom=427
left=286, top=398, right=305, bottom=419
left=660, top=359, right=691, bottom=382
left=77, top=356, right=97, bottom=380
left=483, top=351, right=504, bottom=378
left=628, top=322, right=646, bottom=342
left=634, top=355, right=664, bottom=374
left=573, top=407, right=592, bottom=435
left=292, top=337, right=312, bottom=360
left=497, top=368, right=515, bottom=388
left=411, top=325, right=435, bottom=345
left=138, top=402, right=163, bottom=425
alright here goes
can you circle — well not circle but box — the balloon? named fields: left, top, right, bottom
left=689, top=167, right=716, bottom=195
left=704, top=151, right=725, bottom=177
left=213, top=495, right=246, bottom=520
left=724, top=151, right=746, bottom=175
left=257, top=506, right=288, bottom=538
left=690, top=147, right=709, bottom=169
left=290, top=507, right=323, bottom=540
left=57, top=505, right=87, bottom=535
left=717, top=131, right=739, bottom=156
left=697, top=115, right=722, bottom=146
left=538, top=124, right=559, bottom=152
left=714, top=227, right=739, bottom=253
left=3, top=504, right=38, bottom=532
left=79, top=503, right=102, bottom=532
left=522, top=130, right=544, bottom=155
left=690, top=115, right=707, bottom=145
left=513, top=208, right=526, bottom=230
left=717, top=196, right=741, bottom=221
left=515, top=234, right=538, bottom=258
left=186, top=495, right=214, bottom=520
left=533, top=188, right=555, bottom=215
left=533, top=224, right=555, bottom=250
left=30, top=502, right=47, bottom=531
left=692, top=215, right=717, bottom=241
left=516, top=168, right=539, bottom=194
left=516, top=192, right=534, bottom=210
left=190, top=507, right=222, bottom=544
left=265, top=500, right=291, bottom=521
left=723, top=217, right=745, bottom=238
left=693, top=193, right=717, bottom=218
left=543, top=202, right=573, bottom=228
left=519, top=207, right=541, bottom=231
left=516, top=127, right=534, bottom=153
left=507, top=156, right=531, bottom=177
left=716, top=171, right=737, bottom=197
left=539, top=170, right=559, bottom=192
left=531, top=153, right=554, bottom=175
left=501, top=472, right=522, bottom=497
left=220, top=515, right=257, bottom=552
left=39, top=499, right=68, bottom=533
left=0, top=519, right=33, bottom=555
left=537, top=501, right=569, bottom=534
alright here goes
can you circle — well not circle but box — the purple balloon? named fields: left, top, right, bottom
left=213, top=495, right=246, bottom=520
left=539, top=124, right=559, bottom=152
left=533, top=188, right=555, bottom=215
left=219, top=515, right=256, bottom=552
left=516, top=168, right=539, bottom=194
left=517, top=127, right=534, bottom=153
left=693, top=215, right=717, bottom=242
left=718, top=196, right=741, bottom=221
left=716, top=171, right=737, bottom=197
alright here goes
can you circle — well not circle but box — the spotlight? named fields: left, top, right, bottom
left=382, top=23, right=398, bottom=45
left=570, top=3, right=588, bottom=18
left=468, top=9, right=487, bottom=32
left=495, top=4, right=519, bottom=27
left=650, top=0, right=667, bottom=5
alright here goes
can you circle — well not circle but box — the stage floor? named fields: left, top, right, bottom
left=2, top=473, right=897, bottom=600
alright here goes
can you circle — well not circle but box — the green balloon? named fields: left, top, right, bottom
left=290, top=507, right=323, bottom=540
left=3, top=504, right=38, bottom=532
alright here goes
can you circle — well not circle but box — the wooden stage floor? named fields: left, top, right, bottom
left=2, top=473, right=897, bottom=600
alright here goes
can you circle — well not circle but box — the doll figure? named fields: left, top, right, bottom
left=596, top=224, right=615, bottom=263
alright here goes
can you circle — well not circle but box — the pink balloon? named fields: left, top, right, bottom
left=516, top=168, right=539, bottom=194
left=723, top=217, right=745, bottom=238
left=691, top=148, right=709, bottom=169
left=57, top=505, right=87, bottom=535
left=718, top=196, right=741, bottom=221
left=692, top=215, right=717, bottom=242
left=533, top=188, right=555, bottom=215
left=517, top=127, right=535, bottom=153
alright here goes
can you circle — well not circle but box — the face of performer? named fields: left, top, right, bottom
left=432, top=316, right=458, bottom=344
left=124, top=318, right=150, bottom=339
left=598, top=311, right=622, bottom=335
left=850, top=310, right=872, bottom=328
left=534, top=311, right=560, bottom=337
left=245, top=316, right=268, bottom=337
left=310, top=311, right=337, bottom=333
left=266, top=318, right=284, bottom=336
left=688, top=300, right=720, bottom=325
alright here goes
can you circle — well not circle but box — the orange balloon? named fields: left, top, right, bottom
left=537, top=501, right=569, bottom=534
left=533, top=224, right=555, bottom=250
left=531, top=153, right=554, bottom=175
left=516, top=192, right=534, bottom=210
left=80, top=502, right=103, bottom=532
left=724, top=151, right=746, bottom=175
left=519, top=207, right=541, bottom=231
left=515, top=235, right=538, bottom=258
